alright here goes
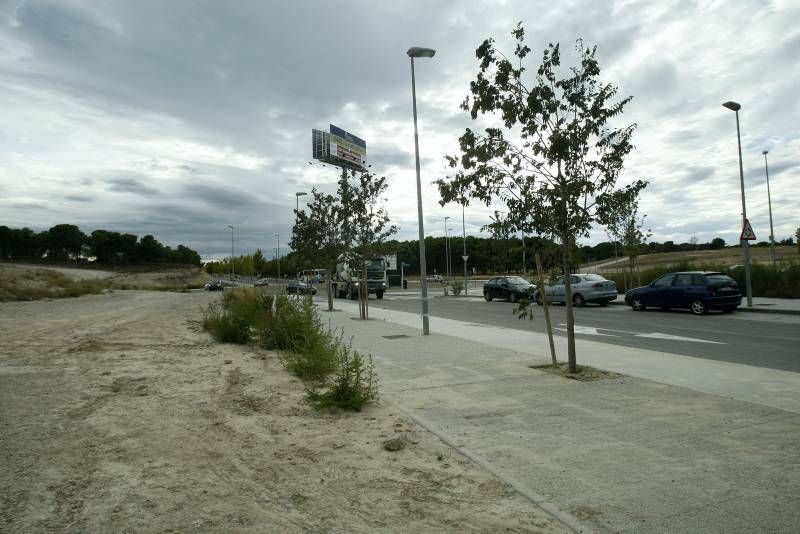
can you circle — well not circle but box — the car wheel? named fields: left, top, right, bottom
left=376, top=291, right=384, bottom=299
left=690, top=299, right=707, bottom=315
left=510, top=292, right=519, bottom=303
left=572, top=294, right=585, bottom=307
left=535, top=293, right=543, bottom=306
left=484, top=291, right=492, bottom=302
left=631, top=296, right=645, bottom=311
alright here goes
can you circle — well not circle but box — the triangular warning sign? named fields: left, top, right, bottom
left=740, top=218, right=756, bottom=241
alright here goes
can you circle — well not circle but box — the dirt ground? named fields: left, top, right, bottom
left=0, top=288, right=565, bottom=533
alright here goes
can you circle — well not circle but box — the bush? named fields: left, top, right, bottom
left=308, top=340, right=379, bottom=411
left=450, top=279, right=464, bottom=296
left=201, top=302, right=253, bottom=344
left=201, top=287, right=379, bottom=410
left=265, top=296, right=338, bottom=381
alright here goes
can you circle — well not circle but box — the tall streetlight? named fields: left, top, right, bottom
left=448, top=228, right=454, bottom=277
left=295, top=191, right=307, bottom=216
left=227, top=225, right=234, bottom=281
left=762, top=151, right=776, bottom=267
left=462, top=203, right=468, bottom=294
left=408, top=46, right=435, bottom=335
left=722, top=101, right=752, bottom=307
left=274, top=233, right=280, bottom=279
left=443, top=216, right=451, bottom=277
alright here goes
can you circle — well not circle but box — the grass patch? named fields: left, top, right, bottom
left=530, top=362, right=622, bottom=381
left=0, top=267, right=107, bottom=302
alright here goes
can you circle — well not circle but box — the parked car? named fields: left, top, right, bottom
left=624, top=271, right=741, bottom=315
left=205, top=280, right=224, bottom=291
left=286, top=280, right=317, bottom=295
left=533, top=273, right=618, bottom=306
left=426, top=274, right=443, bottom=283
left=254, top=278, right=270, bottom=287
left=483, top=276, right=536, bottom=303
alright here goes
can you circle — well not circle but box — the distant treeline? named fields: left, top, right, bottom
left=207, top=234, right=797, bottom=279
left=0, top=224, right=201, bottom=266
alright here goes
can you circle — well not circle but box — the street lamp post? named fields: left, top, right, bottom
left=274, top=233, right=280, bottom=279
left=227, top=225, right=234, bottom=281
left=408, top=46, right=435, bottom=335
left=448, top=228, right=454, bottom=278
left=443, top=216, right=451, bottom=278
left=762, top=151, right=776, bottom=268
left=722, top=101, right=752, bottom=307
left=462, top=203, right=467, bottom=295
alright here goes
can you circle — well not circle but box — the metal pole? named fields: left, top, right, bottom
left=410, top=56, right=430, bottom=335
left=763, top=151, right=776, bottom=267
left=444, top=216, right=450, bottom=278
left=522, top=231, right=526, bottom=275
left=227, top=225, right=234, bottom=281
left=275, top=233, right=281, bottom=279
left=462, top=203, right=467, bottom=295
left=734, top=110, right=753, bottom=307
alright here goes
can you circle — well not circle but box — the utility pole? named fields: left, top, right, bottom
left=462, top=203, right=468, bottom=295
left=274, top=233, right=280, bottom=279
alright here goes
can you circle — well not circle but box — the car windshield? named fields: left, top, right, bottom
left=582, top=274, right=606, bottom=281
left=506, top=276, right=530, bottom=285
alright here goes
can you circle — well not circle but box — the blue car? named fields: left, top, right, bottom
left=624, top=271, right=741, bottom=315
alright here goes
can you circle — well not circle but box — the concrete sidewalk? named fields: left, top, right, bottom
left=320, top=299, right=800, bottom=533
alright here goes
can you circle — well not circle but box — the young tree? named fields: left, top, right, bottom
left=606, top=197, right=651, bottom=289
left=291, top=168, right=397, bottom=315
left=437, top=26, right=646, bottom=372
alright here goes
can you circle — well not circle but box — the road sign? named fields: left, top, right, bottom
left=740, top=218, right=756, bottom=241
left=462, top=255, right=469, bottom=262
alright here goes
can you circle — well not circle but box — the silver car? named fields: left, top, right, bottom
left=534, top=273, right=618, bottom=307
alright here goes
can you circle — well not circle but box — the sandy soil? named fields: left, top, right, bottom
left=0, top=289, right=565, bottom=533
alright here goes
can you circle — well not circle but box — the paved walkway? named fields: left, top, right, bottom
left=319, top=299, right=800, bottom=533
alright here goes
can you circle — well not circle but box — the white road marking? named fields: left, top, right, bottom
left=635, top=332, right=725, bottom=344
left=558, top=324, right=725, bottom=345
left=554, top=326, right=617, bottom=336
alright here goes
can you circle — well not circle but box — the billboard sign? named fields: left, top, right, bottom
left=311, top=124, right=367, bottom=170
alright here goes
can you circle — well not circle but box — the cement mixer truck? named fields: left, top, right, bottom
left=331, top=255, right=387, bottom=300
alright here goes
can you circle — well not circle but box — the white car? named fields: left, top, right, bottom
left=534, top=273, right=618, bottom=307
left=426, top=274, right=443, bottom=283
left=254, top=278, right=269, bottom=287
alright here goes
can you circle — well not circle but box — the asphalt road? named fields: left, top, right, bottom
left=361, top=289, right=800, bottom=373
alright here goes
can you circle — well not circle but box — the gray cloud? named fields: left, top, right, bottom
left=65, top=194, right=93, bottom=203
left=105, top=175, right=159, bottom=196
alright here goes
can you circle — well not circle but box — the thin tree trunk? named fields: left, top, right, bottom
left=535, top=253, right=557, bottom=366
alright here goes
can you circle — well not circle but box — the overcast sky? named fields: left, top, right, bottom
left=1, top=0, right=798, bottom=259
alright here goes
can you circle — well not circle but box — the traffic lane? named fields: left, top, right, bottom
left=367, top=294, right=800, bottom=373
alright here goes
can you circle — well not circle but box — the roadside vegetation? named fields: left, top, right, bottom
left=0, top=267, right=107, bottom=301
left=0, top=263, right=210, bottom=302
left=602, top=260, right=800, bottom=298
left=201, top=287, right=378, bottom=410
